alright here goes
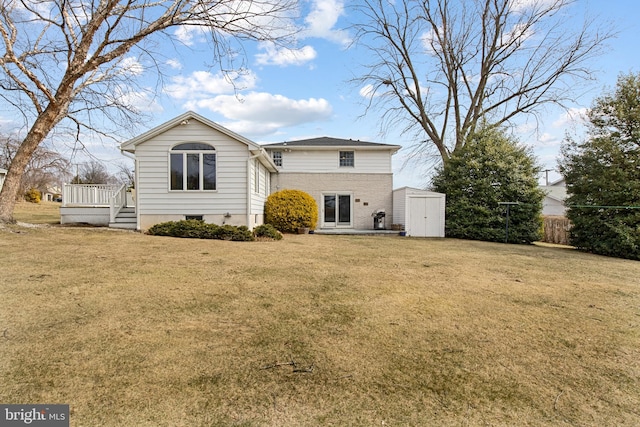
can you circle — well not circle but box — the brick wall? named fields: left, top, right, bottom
left=271, top=173, right=393, bottom=229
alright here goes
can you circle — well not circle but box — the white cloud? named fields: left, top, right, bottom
left=302, top=0, right=351, bottom=46
left=174, top=25, right=208, bottom=46
left=421, top=27, right=443, bottom=56
left=165, top=70, right=258, bottom=99
left=537, top=132, right=561, bottom=147
left=359, top=84, right=378, bottom=99
left=509, top=0, right=559, bottom=13
left=255, top=42, right=317, bottom=66
left=116, top=90, right=163, bottom=113
left=501, top=22, right=534, bottom=48
left=552, top=107, right=587, bottom=128
left=119, top=57, right=144, bottom=76
left=166, top=59, right=183, bottom=70
left=186, top=91, right=333, bottom=136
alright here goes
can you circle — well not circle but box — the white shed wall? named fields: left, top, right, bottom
left=393, top=187, right=446, bottom=237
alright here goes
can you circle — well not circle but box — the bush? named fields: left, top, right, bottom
left=264, top=189, right=318, bottom=233
left=24, top=188, right=41, bottom=204
left=146, top=220, right=254, bottom=241
left=253, top=224, right=283, bottom=240
left=432, top=127, right=544, bottom=244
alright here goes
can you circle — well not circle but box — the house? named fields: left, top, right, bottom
left=0, top=168, right=6, bottom=192
left=60, top=111, right=422, bottom=234
left=262, top=137, right=400, bottom=230
left=540, top=178, right=567, bottom=216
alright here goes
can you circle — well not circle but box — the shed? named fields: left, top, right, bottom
left=392, top=187, right=446, bottom=237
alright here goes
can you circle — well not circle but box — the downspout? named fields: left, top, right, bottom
left=247, top=153, right=260, bottom=229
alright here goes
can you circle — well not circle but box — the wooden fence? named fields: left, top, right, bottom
left=541, top=216, right=571, bottom=245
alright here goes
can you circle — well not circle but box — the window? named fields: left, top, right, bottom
left=272, top=151, right=282, bottom=167
left=170, top=143, right=216, bottom=191
left=339, top=151, right=354, bottom=167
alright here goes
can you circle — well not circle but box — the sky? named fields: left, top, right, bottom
left=3, top=0, right=639, bottom=188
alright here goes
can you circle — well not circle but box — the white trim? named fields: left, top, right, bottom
left=321, top=191, right=354, bottom=228
left=168, top=143, right=217, bottom=192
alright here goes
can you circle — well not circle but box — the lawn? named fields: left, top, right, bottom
left=0, top=218, right=639, bottom=426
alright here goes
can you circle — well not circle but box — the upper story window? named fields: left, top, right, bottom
left=272, top=151, right=282, bottom=167
left=339, top=151, right=354, bottom=167
left=170, top=143, right=216, bottom=191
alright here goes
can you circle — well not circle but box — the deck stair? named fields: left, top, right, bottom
left=109, top=207, right=136, bottom=230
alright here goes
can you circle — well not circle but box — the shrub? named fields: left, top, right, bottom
left=146, top=220, right=254, bottom=241
left=24, top=188, right=41, bottom=203
left=253, top=224, right=283, bottom=240
left=265, top=189, right=318, bottom=233
left=432, top=127, right=544, bottom=244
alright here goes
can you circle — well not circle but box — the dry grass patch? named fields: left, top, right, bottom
left=0, top=225, right=639, bottom=426
left=12, top=201, right=61, bottom=224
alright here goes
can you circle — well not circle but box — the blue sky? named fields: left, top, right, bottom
left=3, top=0, right=639, bottom=188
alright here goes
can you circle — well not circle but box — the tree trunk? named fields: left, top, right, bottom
left=0, top=108, right=63, bottom=223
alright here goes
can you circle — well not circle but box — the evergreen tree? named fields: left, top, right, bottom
left=559, top=73, right=640, bottom=260
left=433, top=127, right=543, bottom=243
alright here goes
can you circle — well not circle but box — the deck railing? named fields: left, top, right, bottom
left=109, top=184, right=127, bottom=223
left=62, top=184, right=121, bottom=207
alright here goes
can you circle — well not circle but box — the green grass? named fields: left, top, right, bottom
left=0, top=221, right=639, bottom=426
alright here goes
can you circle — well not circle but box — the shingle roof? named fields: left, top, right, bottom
left=262, top=137, right=400, bottom=149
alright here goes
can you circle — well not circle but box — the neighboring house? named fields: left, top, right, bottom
left=0, top=168, right=6, bottom=192
left=540, top=178, right=567, bottom=216
left=263, top=137, right=401, bottom=230
left=42, top=185, right=62, bottom=202
left=60, top=111, right=445, bottom=235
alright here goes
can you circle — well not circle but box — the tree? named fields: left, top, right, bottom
left=1, top=134, right=70, bottom=198
left=0, top=0, right=296, bottom=223
left=432, top=127, right=544, bottom=243
left=73, top=161, right=115, bottom=185
left=559, top=73, right=640, bottom=260
left=352, top=0, right=611, bottom=164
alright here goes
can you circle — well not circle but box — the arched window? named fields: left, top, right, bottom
left=170, top=143, right=216, bottom=191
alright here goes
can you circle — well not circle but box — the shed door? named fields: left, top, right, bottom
left=408, top=197, right=441, bottom=237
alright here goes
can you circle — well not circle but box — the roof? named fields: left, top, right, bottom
left=540, top=185, right=567, bottom=203
left=119, top=111, right=278, bottom=172
left=120, top=111, right=262, bottom=153
left=262, top=137, right=401, bottom=151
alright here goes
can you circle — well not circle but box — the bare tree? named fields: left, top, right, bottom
left=0, top=0, right=296, bottom=222
left=73, top=161, right=115, bottom=184
left=1, top=134, right=70, bottom=197
left=352, top=0, right=612, bottom=165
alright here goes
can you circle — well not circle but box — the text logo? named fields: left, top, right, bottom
left=1, top=405, right=69, bottom=426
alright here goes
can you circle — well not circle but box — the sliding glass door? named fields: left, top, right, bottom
left=323, top=193, right=352, bottom=227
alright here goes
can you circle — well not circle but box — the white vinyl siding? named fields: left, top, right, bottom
left=273, top=149, right=393, bottom=173
left=135, top=120, right=249, bottom=216
left=250, top=160, right=270, bottom=214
